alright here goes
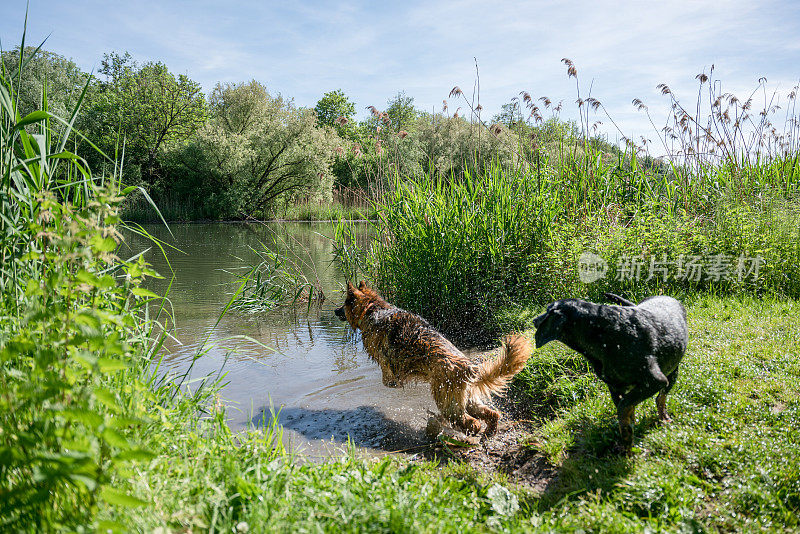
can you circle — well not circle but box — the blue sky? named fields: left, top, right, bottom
left=2, top=0, right=800, bottom=145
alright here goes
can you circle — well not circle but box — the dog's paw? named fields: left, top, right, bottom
left=426, top=417, right=480, bottom=447
left=482, top=419, right=510, bottom=438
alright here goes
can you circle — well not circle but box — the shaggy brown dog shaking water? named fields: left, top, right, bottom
left=335, top=281, right=532, bottom=435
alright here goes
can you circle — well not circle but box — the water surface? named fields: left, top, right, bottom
left=121, top=222, right=435, bottom=458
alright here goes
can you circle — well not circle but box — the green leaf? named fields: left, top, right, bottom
left=25, top=278, right=40, bottom=296
left=90, top=235, right=118, bottom=253
left=109, top=415, right=146, bottom=429
left=114, top=449, right=155, bottom=462
left=98, top=358, right=129, bottom=372
left=14, top=110, right=51, bottom=130
left=100, top=486, right=148, bottom=507
left=131, top=287, right=160, bottom=299
left=69, top=473, right=98, bottom=491
left=76, top=269, right=100, bottom=286
left=96, top=520, right=128, bottom=533
left=74, top=311, right=102, bottom=330
left=60, top=409, right=103, bottom=429
left=73, top=350, right=98, bottom=369
left=102, top=427, right=130, bottom=450
left=437, top=434, right=477, bottom=448
left=97, top=275, right=116, bottom=290
left=94, top=387, right=119, bottom=411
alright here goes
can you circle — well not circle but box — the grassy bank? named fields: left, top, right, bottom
left=14, top=183, right=799, bottom=532
left=515, top=296, right=800, bottom=530
left=99, top=297, right=799, bottom=532
left=276, top=198, right=376, bottom=221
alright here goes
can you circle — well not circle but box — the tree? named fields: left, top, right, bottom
left=167, top=81, right=337, bottom=218
left=493, top=100, right=525, bottom=127
left=314, top=89, right=357, bottom=139
left=415, top=112, right=516, bottom=177
left=85, top=52, right=207, bottom=185
left=0, top=46, right=92, bottom=122
left=385, top=91, right=417, bottom=133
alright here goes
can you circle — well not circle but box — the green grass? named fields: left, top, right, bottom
left=516, top=296, right=800, bottom=531
left=116, top=410, right=528, bottom=532
left=93, top=296, right=798, bottom=532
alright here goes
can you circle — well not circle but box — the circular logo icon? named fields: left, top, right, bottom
left=578, top=252, right=608, bottom=283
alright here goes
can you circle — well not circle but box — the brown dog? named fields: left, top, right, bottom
left=335, top=281, right=532, bottom=435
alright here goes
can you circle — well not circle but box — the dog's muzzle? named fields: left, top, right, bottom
left=334, top=306, right=346, bottom=321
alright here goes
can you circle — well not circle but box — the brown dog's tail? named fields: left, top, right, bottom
left=470, top=334, right=532, bottom=399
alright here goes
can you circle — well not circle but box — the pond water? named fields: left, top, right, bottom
left=121, top=222, right=438, bottom=459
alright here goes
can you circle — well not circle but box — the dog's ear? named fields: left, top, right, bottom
left=358, top=280, right=366, bottom=291
left=346, top=281, right=356, bottom=293
left=532, top=302, right=557, bottom=328
left=533, top=308, right=566, bottom=348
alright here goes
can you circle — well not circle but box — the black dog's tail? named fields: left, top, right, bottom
left=603, top=292, right=636, bottom=306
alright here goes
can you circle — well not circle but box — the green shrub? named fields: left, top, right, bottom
left=359, top=164, right=562, bottom=342
left=1, top=38, right=159, bottom=530
left=0, top=189, right=157, bottom=530
left=339, top=158, right=800, bottom=341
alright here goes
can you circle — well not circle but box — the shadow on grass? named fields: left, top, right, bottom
left=251, top=405, right=430, bottom=453
left=537, top=412, right=663, bottom=510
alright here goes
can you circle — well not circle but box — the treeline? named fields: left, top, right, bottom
left=3, top=46, right=628, bottom=220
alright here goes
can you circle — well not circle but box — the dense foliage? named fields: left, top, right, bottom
left=336, top=69, right=800, bottom=340
left=1, top=44, right=584, bottom=221
left=86, top=52, right=208, bottom=185
left=0, top=49, right=158, bottom=529
left=162, top=81, right=338, bottom=219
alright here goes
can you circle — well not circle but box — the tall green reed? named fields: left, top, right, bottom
left=0, top=24, right=240, bottom=530
left=336, top=62, right=800, bottom=341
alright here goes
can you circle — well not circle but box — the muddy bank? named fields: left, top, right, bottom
left=123, top=222, right=556, bottom=485
left=255, top=341, right=558, bottom=491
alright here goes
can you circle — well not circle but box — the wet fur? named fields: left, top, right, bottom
left=533, top=293, right=688, bottom=449
left=335, top=282, right=532, bottom=435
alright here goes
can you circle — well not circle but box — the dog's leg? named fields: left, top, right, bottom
left=616, top=360, right=668, bottom=448
left=432, top=379, right=482, bottom=434
left=452, top=413, right=482, bottom=434
left=607, top=385, right=624, bottom=409
left=466, top=400, right=501, bottom=435
left=656, top=368, right=679, bottom=423
left=378, top=360, right=400, bottom=388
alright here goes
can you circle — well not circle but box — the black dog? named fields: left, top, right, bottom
left=533, top=293, right=688, bottom=449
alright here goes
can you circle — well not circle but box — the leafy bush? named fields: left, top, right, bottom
left=0, top=191, right=157, bottom=530
left=163, top=80, right=338, bottom=219
left=1, top=39, right=157, bottom=530
left=339, top=155, right=800, bottom=341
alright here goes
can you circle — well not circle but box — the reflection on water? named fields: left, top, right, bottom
left=121, top=222, right=433, bottom=458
